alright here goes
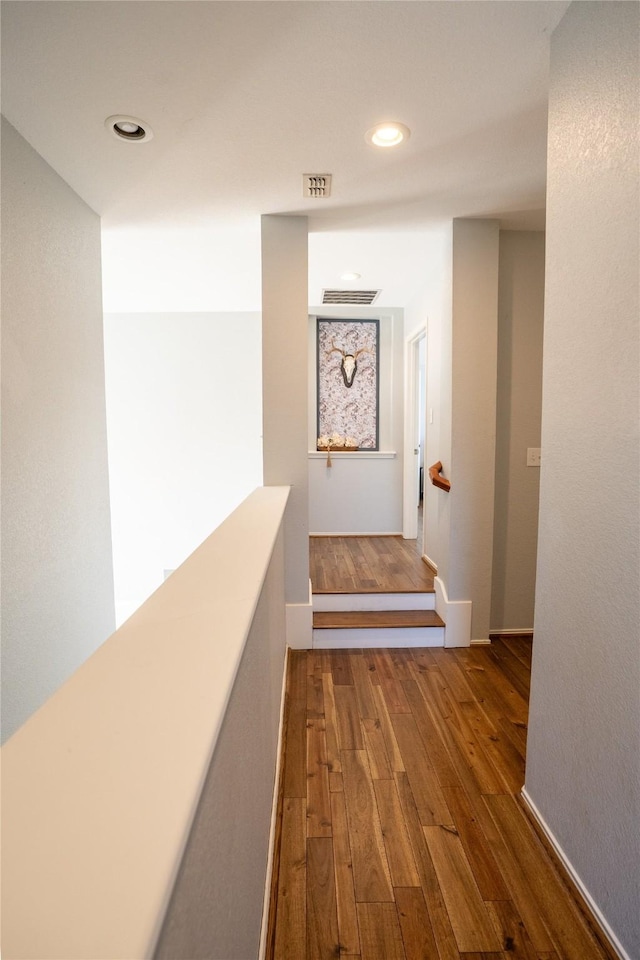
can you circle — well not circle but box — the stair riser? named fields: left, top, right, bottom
left=313, top=592, right=435, bottom=613
left=312, top=626, right=445, bottom=649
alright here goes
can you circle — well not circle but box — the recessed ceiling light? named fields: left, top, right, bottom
left=365, top=121, right=411, bottom=148
left=105, top=115, right=153, bottom=143
left=340, top=272, right=361, bottom=281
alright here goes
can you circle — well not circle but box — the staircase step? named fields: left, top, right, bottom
left=313, top=591, right=435, bottom=613
left=313, top=609, right=444, bottom=630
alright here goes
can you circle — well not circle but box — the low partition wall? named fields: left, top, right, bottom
left=308, top=450, right=401, bottom=534
left=2, top=486, right=290, bottom=960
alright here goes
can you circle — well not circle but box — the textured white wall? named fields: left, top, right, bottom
left=103, top=312, right=263, bottom=625
left=449, top=219, right=500, bottom=641
left=1, top=118, right=115, bottom=743
left=526, top=5, right=640, bottom=958
left=491, top=232, right=545, bottom=631
left=262, top=215, right=309, bottom=604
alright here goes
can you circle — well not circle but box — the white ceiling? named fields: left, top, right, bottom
left=1, top=0, right=569, bottom=309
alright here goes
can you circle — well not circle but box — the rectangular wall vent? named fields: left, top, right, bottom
left=304, top=174, right=332, bottom=198
left=322, top=289, right=380, bottom=305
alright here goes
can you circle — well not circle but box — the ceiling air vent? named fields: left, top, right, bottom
left=322, top=289, right=380, bottom=305
left=304, top=174, right=332, bottom=198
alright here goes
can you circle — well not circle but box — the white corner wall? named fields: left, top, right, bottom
left=103, top=312, right=263, bottom=625
left=403, top=219, right=500, bottom=646
left=449, top=218, right=500, bottom=642
left=526, top=4, right=640, bottom=958
left=261, top=215, right=310, bottom=608
left=1, top=118, right=115, bottom=743
left=404, top=225, right=454, bottom=579
left=491, top=231, right=545, bottom=632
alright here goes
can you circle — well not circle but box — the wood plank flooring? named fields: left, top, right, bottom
left=268, top=639, right=613, bottom=960
left=310, top=536, right=435, bottom=594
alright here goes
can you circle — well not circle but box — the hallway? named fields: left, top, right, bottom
left=267, top=642, right=611, bottom=960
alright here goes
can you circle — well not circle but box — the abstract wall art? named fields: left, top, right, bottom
left=316, top=318, right=379, bottom=449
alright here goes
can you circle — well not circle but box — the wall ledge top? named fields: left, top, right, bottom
left=308, top=450, right=396, bottom=459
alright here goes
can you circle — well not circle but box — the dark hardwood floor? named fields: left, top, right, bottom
left=267, top=640, right=613, bottom=960
left=310, top=535, right=435, bottom=594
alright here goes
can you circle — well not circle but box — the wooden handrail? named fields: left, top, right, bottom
left=429, top=461, right=451, bottom=493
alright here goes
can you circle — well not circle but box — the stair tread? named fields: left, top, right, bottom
left=313, top=610, right=445, bottom=629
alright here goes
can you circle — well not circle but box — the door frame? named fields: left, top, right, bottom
left=402, top=325, right=427, bottom=539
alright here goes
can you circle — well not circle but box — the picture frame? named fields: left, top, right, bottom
left=316, top=318, right=379, bottom=450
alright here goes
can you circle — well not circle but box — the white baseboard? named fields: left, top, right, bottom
left=286, top=580, right=313, bottom=649
left=258, top=649, right=290, bottom=960
left=520, top=788, right=629, bottom=960
left=422, top=553, right=438, bottom=574
left=470, top=638, right=491, bottom=646
left=309, top=531, right=403, bottom=537
left=490, top=628, right=534, bottom=636
left=434, top=577, right=472, bottom=648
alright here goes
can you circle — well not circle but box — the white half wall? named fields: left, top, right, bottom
left=103, top=312, right=263, bottom=625
left=526, top=5, right=640, bottom=958
left=309, top=452, right=400, bottom=535
left=1, top=118, right=115, bottom=743
left=2, top=487, right=289, bottom=960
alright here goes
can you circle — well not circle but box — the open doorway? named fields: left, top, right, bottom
left=402, top=327, right=427, bottom=544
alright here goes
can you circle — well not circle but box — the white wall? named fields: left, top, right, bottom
left=102, top=225, right=262, bottom=314
left=526, top=5, right=639, bottom=958
left=491, top=231, right=545, bottom=632
left=308, top=306, right=405, bottom=534
left=449, top=219, right=500, bottom=642
left=103, top=312, right=263, bottom=625
left=1, top=118, right=115, bottom=743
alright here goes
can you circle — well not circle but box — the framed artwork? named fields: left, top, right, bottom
left=316, top=318, right=379, bottom=450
